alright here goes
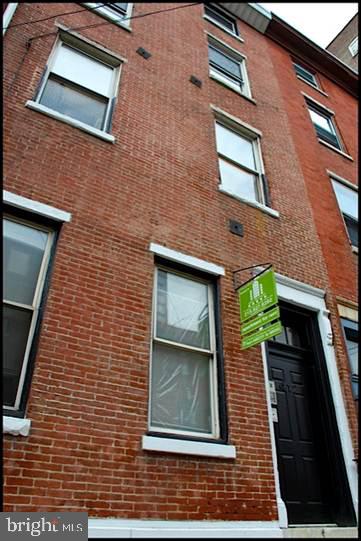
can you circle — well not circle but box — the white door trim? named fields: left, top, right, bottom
left=261, top=271, right=358, bottom=525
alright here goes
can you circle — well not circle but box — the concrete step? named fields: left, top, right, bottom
left=283, top=527, right=358, bottom=538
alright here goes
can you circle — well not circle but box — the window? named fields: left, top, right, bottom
left=341, top=319, right=358, bottom=400
left=331, top=178, right=358, bottom=247
left=3, top=216, right=54, bottom=412
left=149, top=266, right=220, bottom=439
left=307, top=101, right=342, bottom=150
left=215, top=120, right=266, bottom=205
left=83, top=3, right=132, bottom=28
left=348, top=36, right=358, bottom=57
left=34, top=33, right=121, bottom=134
left=293, top=62, right=318, bottom=88
left=204, top=4, right=238, bottom=36
left=208, top=37, right=251, bottom=96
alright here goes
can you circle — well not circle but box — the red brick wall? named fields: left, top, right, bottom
left=3, top=3, right=357, bottom=517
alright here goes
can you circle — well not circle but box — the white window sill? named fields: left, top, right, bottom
left=82, top=4, right=132, bottom=32
left=218, top=186, right=280, bottom=218
left=209, top=73, right=256, bottom=104
left=25, top=101, right=115, bottom=143
left=296, top=75, right=328, bottom=97
left=351, top=246, right=358, bottom=254
left=3, top=415, right=31, bottom=436
left=318, top=139, right=353, bottom=161
left=203, top=15, right=244, bottom=43
left=142, top=435, right=236, bottom=458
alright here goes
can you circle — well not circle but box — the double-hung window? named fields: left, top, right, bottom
left=341, top=318, right=358, bottom=400
left=293, top=61, right=319, bottom=88
left=215, top=120, right=266, bottom=205
left=208, top=37, right=250, bottom=97
left=3, top=216, right=54, bottom=413
left=204, top=4, right=239, bottom=36
left=306, top=101, right=342, bottom=150
left=150, top=266, right=220, bottom=439
left=331, top=177, right=358, bottom=248
left=82, top=3, right=132, bottom=28
left=30, top=31, right=121, bottom=137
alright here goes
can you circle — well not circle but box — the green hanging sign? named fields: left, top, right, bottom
left=238, top=267, right=282, bottom=350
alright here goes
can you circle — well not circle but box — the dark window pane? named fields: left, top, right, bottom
left=40, top=76, right=108, bottom=130
left=294, top=63, right=317, bottom=86
left=204, top=5, right=236, bottom=33
left=343, top=215, right=358, bottom=247
left=314, top=124, right=341, bottom=149
left=3, top=220, right=48, bottom=306
left=108, top=3, right=127, bottom=16
left=3, top=305, right=33, bottom=407
left=209, top=46, right=242, bottom=80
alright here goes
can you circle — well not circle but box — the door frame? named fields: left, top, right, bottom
left=258, top=270, right=358, bottom=528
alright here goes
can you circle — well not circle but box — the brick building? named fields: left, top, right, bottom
left=3, top=3, right=358, bottom=538
left=326, top=13, right=358, bottom=72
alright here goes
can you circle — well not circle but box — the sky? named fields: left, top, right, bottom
left=258, top=3, right=358, bottom=48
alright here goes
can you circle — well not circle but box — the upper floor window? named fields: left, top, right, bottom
left=348, top=36, right=358, bottom=57
left=208, top=36, right=251, bottom=97
left=331, top=177, right=358, bottom=248
left=293, top=61, right=319, bottom=88
left=149, top=265, right=221, bottom=439
left=82, top=3, right=132, bottom=29
left=33, top=33, right=121, bottom=135
left=215, top=120, right=266, bottom=206
left=3, top=216, right=55, bottom=413
left=204, top=4, right=239, bottom=36
left=341, top=318, right=358, bottom=400
left=306, top=101, right=342, bottom=150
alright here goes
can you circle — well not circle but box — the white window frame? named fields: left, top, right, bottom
left=340, top=317, right=358, bottom=400
left=28, top=30, right=122, bottom=139
left=203, top=3, right=241, bottom=40
left=348, top=36, right=358, bottom=57
left=329, top=173, right=358, bottom=249
left=82, top=3, right=133, bottom=31
left=148, top=265, right=220, bottom=440
left=214, top=114, right=266, bottom=206
left=3, top=215, right=54, bottom=412
left=306, top=99, right=342, bottom=150
left=207, top=33, right=252, bottom=98
left=293, top=61, right=319, bottom=88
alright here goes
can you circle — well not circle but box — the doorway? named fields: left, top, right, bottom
left=266, top=302, right=356, bottom=526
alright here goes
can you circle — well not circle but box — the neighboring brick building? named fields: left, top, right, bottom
left=326, top=13, right=358, bottom=72
left=3, top=3, right=358, bottom=538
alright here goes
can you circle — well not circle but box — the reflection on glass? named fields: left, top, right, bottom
left=156, top=271, right=210, bottom=349
left=40, top=76, right=107, bottom=130
left=3, top=305, right=33, bottom=407
left=3, top=220, right=48, bottom=306
left=216, top=123, right=255, bottom=170
left=151, top=343, right=211, bottom=433
left=219, top=159, right=257, bottom=201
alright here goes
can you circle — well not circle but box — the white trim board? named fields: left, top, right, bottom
left=3, top=3, right=18, bottom=35
left=88, top=519, right=282, bottom=538
left=260, top=271, right=358, bottom=526
left=142, top=435, right=236, bottom=458
left=149, top=243, right=225, bottom=276
left=3, top=416, right=31, bottom=436
left=3, top=190, right=72, bottom=222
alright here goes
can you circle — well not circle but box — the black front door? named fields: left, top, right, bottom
left=267, top=304, right=355, bottom=526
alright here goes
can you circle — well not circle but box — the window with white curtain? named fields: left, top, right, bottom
left=35, top=34, right=121, bottom=133
left=149, top=266, right=220, bottom=439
